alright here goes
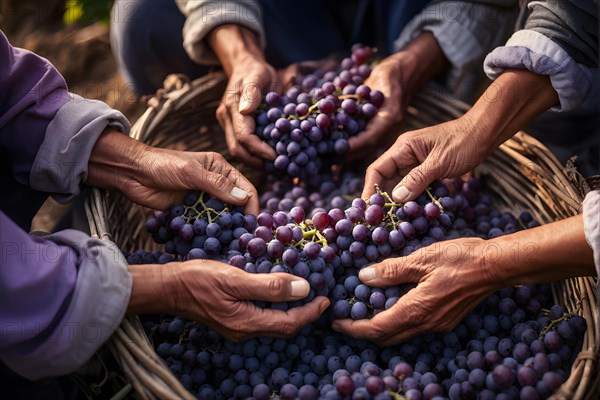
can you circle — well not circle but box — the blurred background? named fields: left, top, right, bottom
left=1, top=0, right=146, bottom=232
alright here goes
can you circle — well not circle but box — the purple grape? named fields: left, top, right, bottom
left=351, top=302, right=368, bottom=319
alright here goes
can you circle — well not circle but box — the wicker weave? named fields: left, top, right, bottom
left=86, top=71, right=599, bottom=399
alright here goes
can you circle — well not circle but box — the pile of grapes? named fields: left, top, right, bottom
left=129, top=169, right=586, bottom=400
left=253, top=44, right=384, bottom=184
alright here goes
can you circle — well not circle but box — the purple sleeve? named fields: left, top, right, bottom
left=0, top=210, right=132, bottom=380
left=0, top=30, right=130, bottom=206
left=0, top=30, right=70, bottom=186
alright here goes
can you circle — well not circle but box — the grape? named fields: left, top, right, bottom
left=140, top=172, right=584, bottom=400
left=492, top=364, right=514, bottom=388
left=351, top=302, right=368, bottom=320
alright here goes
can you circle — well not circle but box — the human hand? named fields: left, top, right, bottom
left=361, top=116, right=490, bottom=203
left=87, top=130, right=259, bottom=213
left=346, top=52, right=409, bottom=161
left=332, top=238, right=499, bottom=345
left=124, top=147, right=260, bottom=214
left=216, top=56, right=279, bottom=166
left=163, top=260, right=330, bottom=341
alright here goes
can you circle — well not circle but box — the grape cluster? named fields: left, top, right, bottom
left=133, top=268, right=584, bottom=400
left=260, top=171, right=364, bottom=218
left=145, top=191, right=251, bottom=263
left=254, top=44, right=384, bottom=184
left=130, top=173, right=587, bottom=399
left=324, top=178, right=542, bottom=321
left=145, top=191, right=338, bottom=308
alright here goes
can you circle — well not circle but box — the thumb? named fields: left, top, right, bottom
left=239, top=74, right=266, bottom=115
left=391, top=159, right=438, bottom=202
left=235, top=273, right=312, bottom=302
left=358, top=257, right=424, bottom=287
left=196, top=169, right=253, bottom=207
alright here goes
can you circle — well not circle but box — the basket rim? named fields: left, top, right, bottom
left=86, top=71, right=600, bottom=400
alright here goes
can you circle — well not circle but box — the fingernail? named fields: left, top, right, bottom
left=239, top=100, right=250, bottom=112
left=392, top=186, right=410, bottom=202
left=230, top=187, right=248, bottom=200
left=331, top=322, right=341, bottom=332
left=359, top=267, right=376, bottom=282
left=291, top=280, right=309, bottom=298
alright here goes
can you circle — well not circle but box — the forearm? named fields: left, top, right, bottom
left=390, top=32, right=450, bottom=94
left=492, top=215, right=595, bottom=286
left=127, top=264, right=179, bottom=315
left=85, top=128, right=148, bottom=193
left=208, top=24, right=265, bottom=76
left=464, top=69, right=559, bottom=154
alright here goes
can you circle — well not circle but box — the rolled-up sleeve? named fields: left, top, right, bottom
left=484, top=0, right=599, bottom=111
left=0, top=211, right=132, bottom=380
left=583, top=190, right=600, bottom=278
left=175, top=0, right=265, bottom=65
left=0, top=31, right=131, bottom=207
left=393, top=0, right=518, bottom=100
left=29, top=95, right=130, bottom=203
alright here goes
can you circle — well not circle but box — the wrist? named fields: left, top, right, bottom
left=127, top=263, right=184, bottom=315
left=208, top=24, right=265, bottom=76
left=492, top=216, right=594, bottom=287
left=86, top=129, right=149, bottom=193
left=467, top=69, right=558, bottom=150
left=398, top=31, right=450, bottom=88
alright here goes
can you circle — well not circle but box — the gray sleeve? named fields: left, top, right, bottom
left=393, top=0, right=519, bottom=102
left=583, top=190, right=600, bottom=279
left=483, top=30, right=599, bottom=112
left=0, top=229, right=131, bottom=380
left=483, top=0, right=599, bottom=112
left=29, top=94, right=131, bottom=203
left=175, top=0, right=265, bottom=66
left=523, top=0, right=598, bottom=67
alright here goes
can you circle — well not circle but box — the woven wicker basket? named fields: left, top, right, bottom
left=85, top=71, right=599, bottom=399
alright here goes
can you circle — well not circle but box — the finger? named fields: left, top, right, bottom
left=332, top=317, right=422, bottom=345
left=378, top=326, right=425, bottom=346
left=361, top=143, right=415, bottom=200
left=239, top=70, right=277, bottom=114
left=346, top=113, right=394, bottom=161
left=358, top=257, right=425, bottom=287
left=233, top=112, right=277, bottom=161
left=221, top=107, right=263, bottom=166
left=362, top=165, right=386, bottom=200
left=332, top=293, right=422, bottom=343
left=231, top=272, right=314, bottom=302
left=392, top=158, right=439, bottom=203
left=239, top=80, right=263, bottom=114
left=278, top=64, right=300, bottom=86
left=244, top=296, right=330, bottom=338
left=202, top=154, right=260, bottom=212
left=226, top=171, right=259, bottom=215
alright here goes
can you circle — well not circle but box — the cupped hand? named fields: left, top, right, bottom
left=361, top=116, right=490, bottom=202
left=346, top=52, right=411, bottom=161
left=169, top=260, right=330, bottom=341
left=123, top=147, right=259, bottom=214
left=216, top=57, right=278, bottom=167
left=332, top=238, right=501, bottom=346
